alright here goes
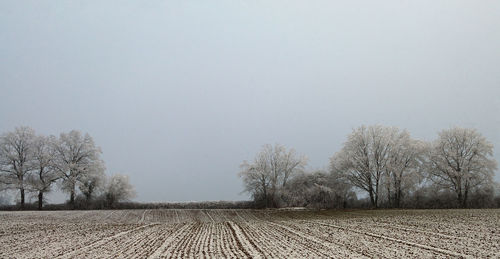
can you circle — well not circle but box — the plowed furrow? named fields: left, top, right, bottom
left=56, top=223, right=159, bottom=258
left=307, top=220, right=467, bottom=258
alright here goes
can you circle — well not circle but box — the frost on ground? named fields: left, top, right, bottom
left=0, top=209, right=498, bottom=258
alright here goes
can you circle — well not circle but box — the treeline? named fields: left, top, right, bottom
left=0, top=200, right=255, bottom=211
left=240, top=125, right=500, bottom=209
left=115, top=200, right=256, bottom=209
left=0, top=127, right=135, bottom=210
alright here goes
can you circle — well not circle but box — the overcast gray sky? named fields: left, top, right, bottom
left=1, top=0, right=499, bottom=203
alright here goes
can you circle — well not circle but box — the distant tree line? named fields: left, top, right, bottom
left=0, top=200, right=255, bottom=211
left=0, top=127, right=135, bottom=210
left=240, top=126, right=500, bottom=209
left=102, top=200, right=256, bottom=210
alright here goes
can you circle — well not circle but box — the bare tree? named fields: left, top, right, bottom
left=52, top=130, right=104, bottom=208
left=79, top=165, right=106, bottom=204
left=331, top=125, right=401, bottom=208
left=286, top=171, right=332, bottom=209
left=284, top=170, right=355, bottom=209
left=239, top=144, right=307, bottom=208
left=27, top=135, right=60, bottom=210
left=105, top=174, right=136, bottom=207
left=384, top=131, right=425, bottom=208
left=0, top=126, right=36, bottom=209
left=239, top=159, right=271, bottom=207
left=426, top=127, right=497, bottom=208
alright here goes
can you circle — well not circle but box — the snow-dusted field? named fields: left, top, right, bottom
left=1, top=209, right=498, bottom=258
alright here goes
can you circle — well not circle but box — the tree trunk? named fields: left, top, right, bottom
left=395, top=180, right=402, bottom=209
left=386, top=185, right=390, bottom=208
left=20, top=188, right=25, bottom=209
left=462, top=187, right=469, bottom=208
left=395, top=187, right=401, bottom=208
left=368, top=186, right=376, bottom=208
left=271, top=190, right=278, bottom=208
left=70, top=189, right=75, bottom=209
left=457, top=190, right=463, bottom=209
left=394, top=177, right=402, bottom=208
left=374, top=176, right=380, bottom=209
left=262, top=183, right=268, bottom=208
left=38, top=191, right=43, bottom=210
left=86, top=191, right=92, bottom=203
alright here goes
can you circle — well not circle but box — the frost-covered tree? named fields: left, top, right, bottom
left=384, top=131, right=425, bottom=208
left=239, top=144, right=307, bottom=208
left=27, top=135, right=60, bottom=210
left=331, top=125, right=407, bottom=208
left=0, top=126, right=36, bottom=209
left=239, top=159, right=271, bottom=207
left=284, top=170, right=355, bottom=209
left=283, top=171, right=331, bottom=208
left=52, top=130, right=104, bottom=208
left=105, top=174, right=135, bottom=207
left=426, top=127, right=497, bottom=208
left=79, top=165, right=106, bottom=203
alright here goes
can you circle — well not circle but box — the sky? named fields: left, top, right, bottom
left=1, top=0, right=499, bottom=203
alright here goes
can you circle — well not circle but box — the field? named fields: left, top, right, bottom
left=0, top=209, right=499, bottom=258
